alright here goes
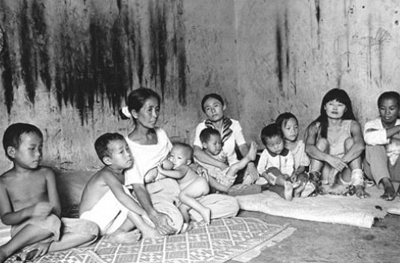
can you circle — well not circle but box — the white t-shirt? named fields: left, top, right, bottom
left=257, top=148, right=295, bottom=176
left=193, top=119, right=246, bottom=165
left=124, top=128, right=173, bottom=185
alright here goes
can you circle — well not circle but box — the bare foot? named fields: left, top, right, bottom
left=293, top=181, right=306, bottom=197
left=107, top=229, right=142, bottom=244
left=328, top=170, right=338, bottom=186
left=381, top=185, right=396, bottom=201
left=301, top=182, right=316, bottom=197
left=200, top=207, right=211, bottom=225
left=246, top=142, right=258, bottom=161
left=180, top=223, right=193, bottom=233
left=283, top=181, right=294, bottom=201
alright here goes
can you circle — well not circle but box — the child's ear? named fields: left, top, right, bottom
left=186, top=159, right=192, bottom=165
left=6, top=146, right=16, bottom=158
left=103, top=156, right=112, bottom=166
left=202, top=142, right=207, bottom=149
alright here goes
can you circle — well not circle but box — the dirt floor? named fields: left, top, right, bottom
left=232, top=210, right=400, bottom=263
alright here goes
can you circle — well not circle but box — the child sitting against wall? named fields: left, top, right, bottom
left=79, top=133, right=159, bottom=243
left=0, top=123, right=98, bottom=263
left=257, top=123, right=300, bottom=201
left=275, top=112, right=314, bottom=197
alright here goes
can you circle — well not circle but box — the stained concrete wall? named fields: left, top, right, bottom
left=0, top=0, right=399, bottom=172
left=236, top=0, right=400, bottom=141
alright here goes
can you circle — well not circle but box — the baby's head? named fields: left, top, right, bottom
left=168, top=142, right=193, bottom=169
left=94, top=133, right=133, bottom=169
left=276, top=112, right=299, bottom=142
left=261, top=123, right=284, bottom=155
left=199, top=127, right=222, bottom=156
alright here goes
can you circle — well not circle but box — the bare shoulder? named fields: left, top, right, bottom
left=38, top=166, right=56, bottom=176
left=350, top=119, right=362, bottom=128
left=350, top=120, right=362, bottom=133
left=0, top=169, right=14, bottom=181
left=307, top=121, right=320, bottom=131
left=87, top=167, right=117, bottom=187
left=305, top=121, right=320, bottom=137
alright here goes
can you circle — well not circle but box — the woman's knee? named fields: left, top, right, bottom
left=344, top=137, right=354, bottom=151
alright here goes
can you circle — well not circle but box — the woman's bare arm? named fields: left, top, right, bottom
left=341, top=121, right=365, bottom=164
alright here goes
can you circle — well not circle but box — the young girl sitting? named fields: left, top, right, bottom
left=276, top=112, right=313, bottom=197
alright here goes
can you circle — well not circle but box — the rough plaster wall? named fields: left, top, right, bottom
left=1, top=0, right=400, bottom=172
left=0, top=0, right=237, bottom=171
left=236, top=0, right=400, bottom=142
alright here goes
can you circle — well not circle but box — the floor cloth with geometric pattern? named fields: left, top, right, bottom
left=6, top=217, right=292, bottom=263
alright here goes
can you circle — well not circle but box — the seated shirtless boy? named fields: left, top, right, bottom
left=195, top=127, right=258, bottom=188
left=0, top=123, right=98, bottom=263
left=79, top=133, right=159, bottom=243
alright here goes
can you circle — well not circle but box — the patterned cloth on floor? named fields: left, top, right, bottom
left=6, top=217, right=292, bottom=263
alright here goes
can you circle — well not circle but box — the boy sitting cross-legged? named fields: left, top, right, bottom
left=0, top=123, right=99, bottom=263
left=79, top=133, right=160, bottom=243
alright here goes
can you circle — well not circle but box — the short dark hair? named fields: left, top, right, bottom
left=377, top=91, right=400, bottom=108
left=201, top=93, right=225, bottom=112
left=199, top=127, right=221, bottom=144
left=260, top=123, right=282, bottom=146
left=3, top=123, right=43, bottom=160
left=95, top=133, right=125, bottom=163
left=173, top=142, right=193, bottom=160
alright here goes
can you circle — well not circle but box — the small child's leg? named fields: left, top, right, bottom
left=126, top=212, right=160, bottom=239
left=178, top=204, right=191, bottom=224
left=225, top=141, right=258, bottom=178
left=267, top=185, right=285, bottom=198
left=0, top=224, right=54, bottom=263
left=179, top=177, right=211, bottom=224
left=283, top=181, right=294, bottom=201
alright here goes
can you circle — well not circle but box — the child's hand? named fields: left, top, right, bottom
left=220, top=152, right=228, bottom=164
left=157, top=164, right=164, bottom=173
left=32, top=202, right=52, bottom=217
left=161, top=159, right=174, bottom=170
left=290, top=172, right=298, bottom=183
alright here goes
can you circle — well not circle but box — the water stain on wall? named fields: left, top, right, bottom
left=276, top=22, right=283, bottom=91
left=0, top=0, right=187, bottom=123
